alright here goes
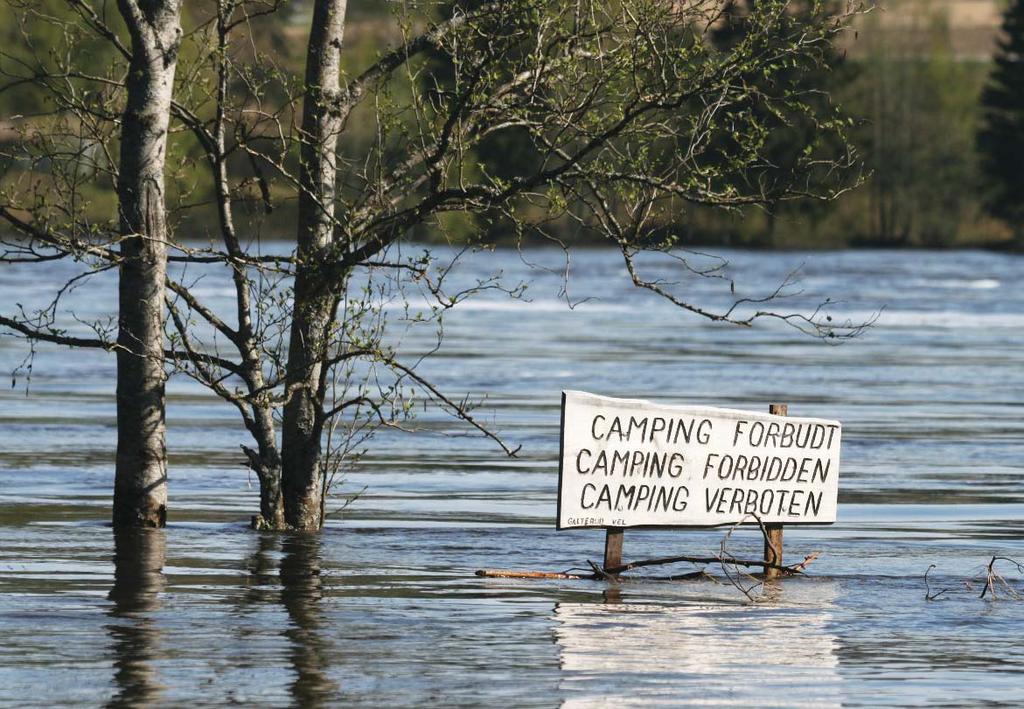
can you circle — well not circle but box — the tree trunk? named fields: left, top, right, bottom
left=247, top=406, right=287, bottom=529
left=113, top=0, right=183, bottom=528
left=281, top=0, right=349, bottom=531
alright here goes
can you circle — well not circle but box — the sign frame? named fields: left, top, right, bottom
left=556, top=390, right=841, bottom=531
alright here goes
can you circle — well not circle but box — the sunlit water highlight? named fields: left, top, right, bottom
left=0, top=247, right=1022, bottom=707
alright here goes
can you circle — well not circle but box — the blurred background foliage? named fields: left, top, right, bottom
left=0, top=0, right=1017, bottom=248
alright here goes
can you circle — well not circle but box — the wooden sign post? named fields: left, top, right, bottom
left=604, top=527, right=624, bottom=577
left=763, top=403, right=787, bottom=581
left=557, top=391, right=841, bottom=578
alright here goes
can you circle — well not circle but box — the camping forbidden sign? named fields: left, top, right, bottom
left=557, top=391, right=841, bottom=529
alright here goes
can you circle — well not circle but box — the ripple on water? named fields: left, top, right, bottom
left=0, top=248, right=1023, bottom=706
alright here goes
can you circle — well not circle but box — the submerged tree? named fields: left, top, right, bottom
left=0, top=0, right=184, bottom=527
left=282, top=0, right=349, bottom=529
left=977, top=0, right=1024, bottom=246
left=113, top=0, right=185, bottom=527
left=0, top=0, right=865, bottom=531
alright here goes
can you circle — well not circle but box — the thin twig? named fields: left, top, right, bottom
left=924, top=564, right=949, bottom=601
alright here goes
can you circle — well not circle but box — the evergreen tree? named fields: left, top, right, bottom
left=977, top=0, right=1024, bottom=245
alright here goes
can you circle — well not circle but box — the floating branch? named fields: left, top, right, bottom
left=475, top=567, right=714, bottom=582
left=473, top=553, right=814, bottom=583
left=603, top=552, right=816, bottom=577
left=475, top=569, right=585, bottom=580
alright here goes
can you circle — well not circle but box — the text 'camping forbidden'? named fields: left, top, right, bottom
left=557, top=391, right=841, bottom=529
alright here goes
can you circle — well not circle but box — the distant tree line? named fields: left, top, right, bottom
left=692, top=0, right=1021, bottom=250
left=2, top=1, right=1021, bottom=250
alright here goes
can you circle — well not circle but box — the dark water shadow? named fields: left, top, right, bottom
left=280, top=532, right=335, bottom=704
left=238, top=533, right=337, bottom=706
left=241, top=532, right=280, bottom=606
left=280, top=533, right=337, bottom=708
left=106, top=527, right=166, bottom=709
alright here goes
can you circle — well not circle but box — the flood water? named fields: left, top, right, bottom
left=0, top=246, right=1022, bottom=707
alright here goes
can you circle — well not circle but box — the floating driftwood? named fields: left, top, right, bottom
left=604, top=551, right=817, bottom=576
left=475, top=569, right=585, bottom=580
left=475, top=551, right=818, bottom=582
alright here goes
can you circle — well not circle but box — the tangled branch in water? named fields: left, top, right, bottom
left=923, top=556, right=1024, bottom=602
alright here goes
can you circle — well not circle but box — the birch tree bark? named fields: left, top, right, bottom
left=113, top=0, right=183, bottom=527
left=281, top=0, right=349, bottom=530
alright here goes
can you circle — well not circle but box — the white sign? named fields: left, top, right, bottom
left=558, top=391, right=841, bottom=529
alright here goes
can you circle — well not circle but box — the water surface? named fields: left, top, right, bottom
left=0, top=247, right=1022, bottom=706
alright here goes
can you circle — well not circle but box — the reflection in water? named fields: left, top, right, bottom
left=279, top=534, right=337, bottom=707
left=242, top=532, right=280, bottom=606
left=106, top=528, right=166, bottom=709
left=555, top=583, right=841, bottom=707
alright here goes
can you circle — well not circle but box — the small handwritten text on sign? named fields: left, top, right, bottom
left=557, top=391, right=841, bottom=529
